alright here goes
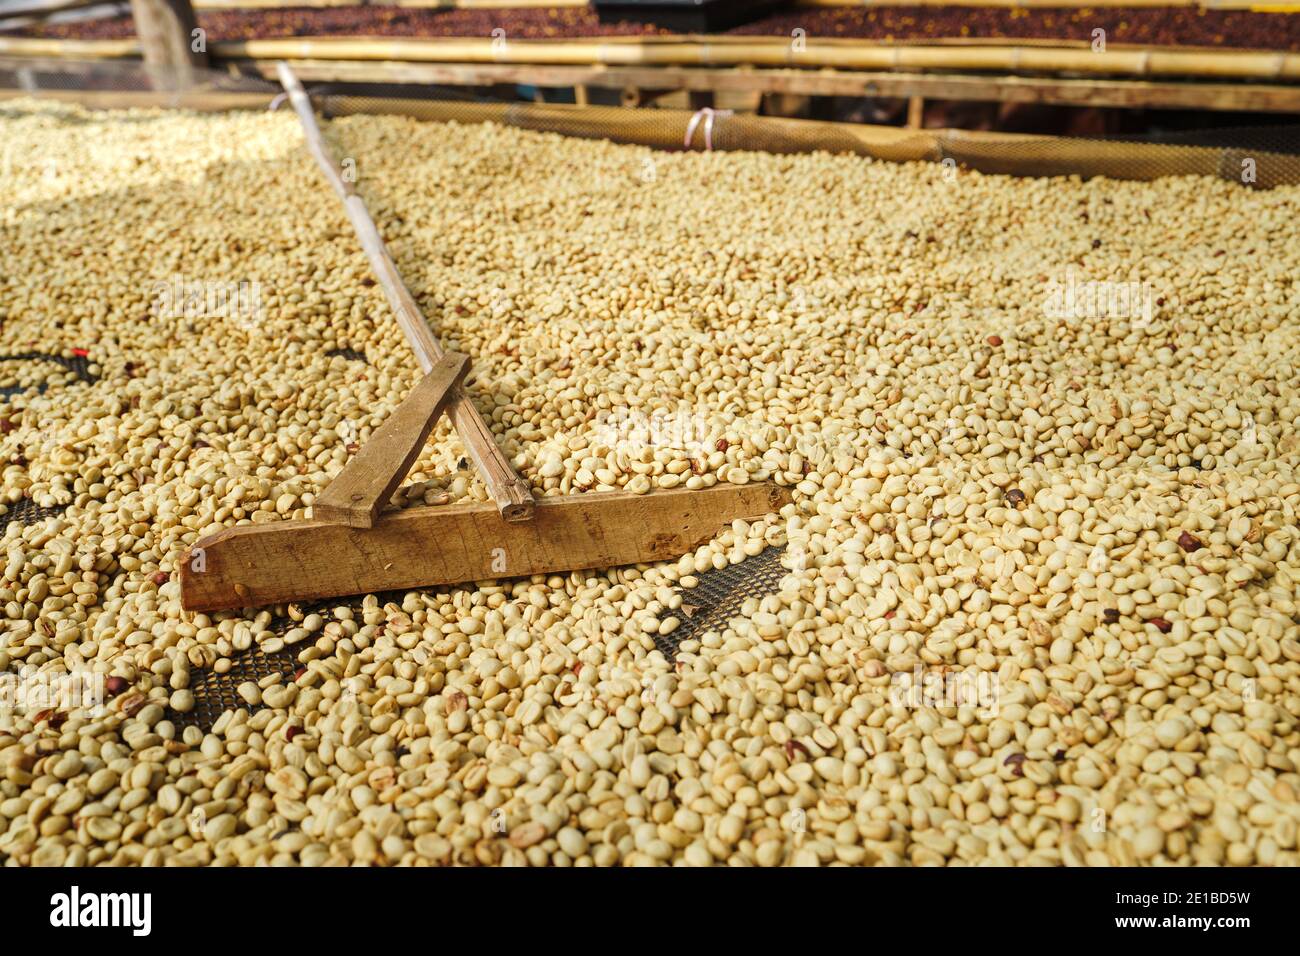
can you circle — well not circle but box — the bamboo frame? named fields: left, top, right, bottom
left=7, top=34, right=1298, bottom=82
left=228, top=57, right=1300, bottom=112
left=0, top=37, right=139, bottom=57
left=260, top=40, right=1300, bottom=86
left=217, top=39, right=1300, bottom=80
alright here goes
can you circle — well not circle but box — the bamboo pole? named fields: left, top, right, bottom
left=206, top=37, right=1300, bottom=80
left=0, top=88, right=274, bottom=109
left=0, top=88, right=276, bottom=108
left=0, top=36, right=139, bottom=57
left=8, top=33, right=1300, bottom=81
left=275, top=62, right=535, bottom=522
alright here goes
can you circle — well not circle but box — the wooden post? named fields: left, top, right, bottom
left=906, top=95, right=925, bottom=129
left=130, top=0, right=207, bottom=88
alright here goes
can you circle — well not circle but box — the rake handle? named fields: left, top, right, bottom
left=277, top=61, right=534, bottom=522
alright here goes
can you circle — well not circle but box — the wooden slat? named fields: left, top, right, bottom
left=0, top=88, right=277, bottom=109
left=233, top=58, right=1300, bottom=113
left=179, top=483, right=794, bottom=611
left=0, top=36, right=139, bottom=57
left=313, top=351, right=468, bottom=529
left=276, top=62, right=536, bottom=522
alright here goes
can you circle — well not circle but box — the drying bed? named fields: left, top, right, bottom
left=11, top=4, right=1300, bottom=50
left=1, top=97, right=1300, bottom=867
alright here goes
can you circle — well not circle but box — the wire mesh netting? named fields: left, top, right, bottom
left=324, top=346, right=368, bottom=362
left=3, top=497, right=70, bottom=526
left=175, top=641, right=301, bottom=729
left=1, top=351, right=96, bottom=522
left=0, top=351, right=96, bottom=388
left=652, top=544, right=788, bottom=657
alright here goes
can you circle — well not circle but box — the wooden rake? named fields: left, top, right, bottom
left=177, top=64, right=791, bottom=612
